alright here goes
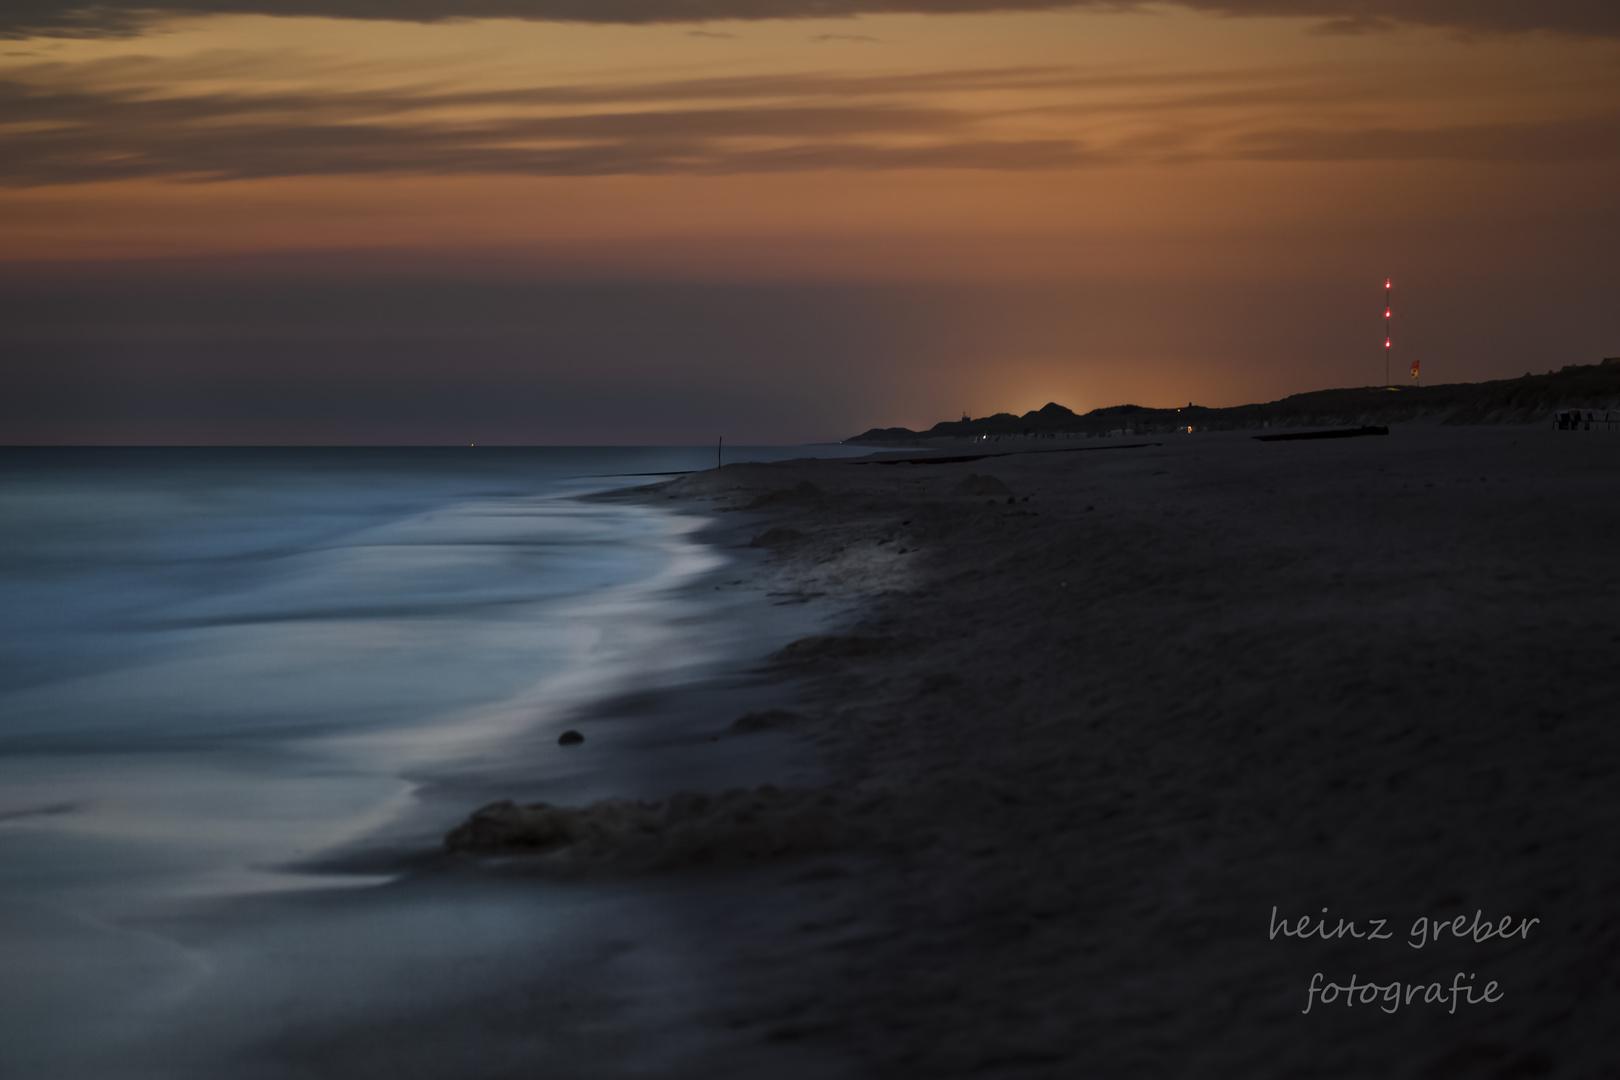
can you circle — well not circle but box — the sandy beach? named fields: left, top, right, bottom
left=448, top=422, right=1620, bottom=1078
left=5, top=0, right=1616, bottom=1069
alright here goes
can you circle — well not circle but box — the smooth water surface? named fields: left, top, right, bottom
left=0, top=444, right=869, bottom=1076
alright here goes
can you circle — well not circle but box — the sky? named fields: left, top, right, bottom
left=1, top=0, right=1617, bottom=443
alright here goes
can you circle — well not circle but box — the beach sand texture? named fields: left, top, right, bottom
left=454, top=424, right=1619, bottom=1078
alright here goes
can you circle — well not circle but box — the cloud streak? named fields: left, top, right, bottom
left=2, top=0, right=1618, bottom=40
left=3, top=60, right=1617, bottom=185
left=0, top=74, right=1110, bottom=184
left=1234, top=113, right=1620, bottom=161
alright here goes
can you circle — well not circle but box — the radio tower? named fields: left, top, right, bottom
left=1384, top=278, right=1392, bottom=387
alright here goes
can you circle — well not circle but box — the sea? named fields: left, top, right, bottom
left=0, top=445, right=872, bottom=1079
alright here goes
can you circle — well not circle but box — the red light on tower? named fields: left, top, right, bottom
left=1383, top=278, right=1393, bottom=386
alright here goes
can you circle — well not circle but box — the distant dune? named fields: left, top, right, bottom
left=848, top=358, right=1620, bottom=444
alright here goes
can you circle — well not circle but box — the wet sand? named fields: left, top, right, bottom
left=525, top=422, right=1620, bottom=1078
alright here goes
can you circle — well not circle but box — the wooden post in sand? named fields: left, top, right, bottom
left=718, top=435, right=723, bottom=470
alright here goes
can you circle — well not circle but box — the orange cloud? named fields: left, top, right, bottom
left=5, top=0, right=1619, bottom=40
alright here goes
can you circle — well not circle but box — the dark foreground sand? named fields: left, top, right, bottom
left=453, top=424, right=1620, bottom=1079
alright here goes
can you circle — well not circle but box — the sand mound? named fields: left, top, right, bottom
left=444, top=785, right=852, bottom=870
left=747, top=481, right=824, bottom=509
left=775, top=635, right=894, bottom=661
left=750, top=527, right=807, bottom=548
left=729, top=708, right=807, bottom=733
left=952, top=474, right=1011, bottom=497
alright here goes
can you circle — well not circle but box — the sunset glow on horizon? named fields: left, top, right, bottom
left=3, top=1, right=1617, bottom=442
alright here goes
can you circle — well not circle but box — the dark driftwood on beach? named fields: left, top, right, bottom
left=1253, top=425, right=1389, bottom=441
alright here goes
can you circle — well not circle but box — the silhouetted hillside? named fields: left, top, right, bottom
left=847, top=360, right=1620, bottom=443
